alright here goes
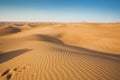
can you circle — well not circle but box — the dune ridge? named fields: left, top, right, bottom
left=0, top=22, right=120, bottom=80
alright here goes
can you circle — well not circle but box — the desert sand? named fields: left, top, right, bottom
left=0, top=22, right=120, bottom=80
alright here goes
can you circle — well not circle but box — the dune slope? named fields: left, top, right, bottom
left=0, top=23, right=120, bottom=80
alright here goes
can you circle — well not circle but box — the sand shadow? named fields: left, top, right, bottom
left=0, top=49, right=31, bottom=63
left=34, top=34, right=120, bottom=61
left=65, top=45, right=120, bottom=61
left=27, top=34, right=64, bottom=44
left=0, top=26, right=21, bottom=36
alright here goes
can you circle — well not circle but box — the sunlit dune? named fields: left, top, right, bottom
left=0, top=22, right=120, bottom=80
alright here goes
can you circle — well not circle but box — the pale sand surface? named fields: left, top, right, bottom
left=0, top=22, right=120, bottom=80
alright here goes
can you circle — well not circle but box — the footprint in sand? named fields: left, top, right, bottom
left=0, top=68, right=15, bottom=80
left=0, top=64, right=31, bottom=80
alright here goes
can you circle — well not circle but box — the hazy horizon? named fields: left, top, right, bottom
left=0, top=0, right=120, bottom=22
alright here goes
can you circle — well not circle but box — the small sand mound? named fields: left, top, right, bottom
left=0, top=26, right=21, bottom=36
left=14, top=24, right=24, bottom=26
left=15, top=25, right=32, bottom=31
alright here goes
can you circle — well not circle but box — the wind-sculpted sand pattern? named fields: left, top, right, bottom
left=0, top=41, right=120, bottom=80
left=0, top=22, right=120, bottom=80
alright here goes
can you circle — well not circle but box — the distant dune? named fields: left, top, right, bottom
left=0, top=26, right=21, bottom=36
left=0, top=22, right=120, bottom=80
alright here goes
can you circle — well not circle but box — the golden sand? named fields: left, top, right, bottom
left=0, top=22, right=120, bottom=80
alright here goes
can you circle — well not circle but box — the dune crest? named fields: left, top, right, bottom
left=0, top=22, right=120, bottom=80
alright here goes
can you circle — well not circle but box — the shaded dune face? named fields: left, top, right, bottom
left=0, top=23, right=120, bottom=80
left=0, top=49, right=31, bottom=63
left=22, top=34, right=64, bottom=44
left=0, top=26, right=21, bottom=36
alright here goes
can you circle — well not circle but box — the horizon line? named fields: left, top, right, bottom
left=0, top=21, right=120, bottom=23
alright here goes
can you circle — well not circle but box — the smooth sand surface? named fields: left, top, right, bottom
left=0, top=22, right=120, bottom=80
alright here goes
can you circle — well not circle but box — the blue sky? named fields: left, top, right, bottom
left=0, top=0, right=120, bottom=22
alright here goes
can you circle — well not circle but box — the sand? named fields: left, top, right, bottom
left=0, top=22, right=120, bottom=80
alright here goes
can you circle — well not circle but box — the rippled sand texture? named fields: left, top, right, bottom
left=0, top=22, right=120, bottom=80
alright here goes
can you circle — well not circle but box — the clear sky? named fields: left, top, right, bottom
left=0, top=0, right=120, bottom=22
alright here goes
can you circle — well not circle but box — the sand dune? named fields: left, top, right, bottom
left=14, top=25, right=32, bottom=31
left=0, top=22, right=120, bottom=80
left=0, top=26, right=21, bottom=36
